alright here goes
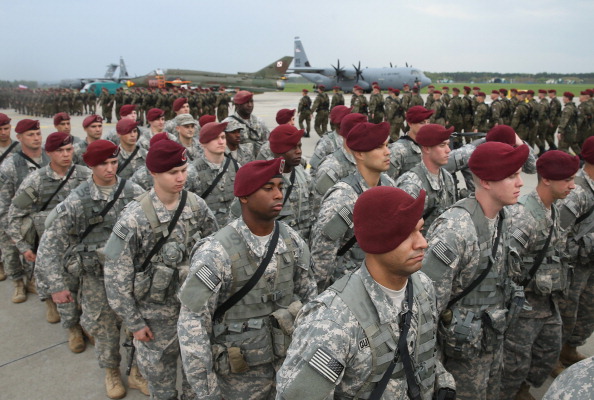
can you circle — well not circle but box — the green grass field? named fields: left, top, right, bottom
left=283, top=82, right=593, bottom=95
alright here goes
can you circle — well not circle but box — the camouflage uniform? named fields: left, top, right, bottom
left=446, top=94, right=464, bottom=133
left=177, top=218, right=316, bottom=400
left=351, top=94, right=368, bottom=115
left=576, top=100, right=594, bottom=147
left=137, top=130, right=177, bottom=151
left=538, top=97, right=551, bottom=149
left=558, top=170, right=594, bottom=351
left=462, top=94, right=474, bottom=133
left=311, top=91, right=330, bottom=136
left=368, top=92, right=384, bottom=124
left=558, top=101, right=580, bottom=154
left=117, top=145, right=148, bottom=180
left=387, top=136, right=422, bottom=180
left=72, top=138, right=90, bottom=165
left=542, top=356, right=594, bottom=400
left=175, top=134, right=202, bottom=162
left=222, top=112, right=270, bottom=156
left=501, top=191, right=568, bottom=399
left=527, top=98, right=541, bottom=147
left=256, top=141, right=274, bottom=161
left=215, top=91, right=231, bottom=122
left=277, top=264, right=455, bottom=400
left=0, top=141, right=21, bottom=166
left=311, top=147, right=356, bottom=218
left=548, top=96, right=562, bottom=146
left=310, top=171, right=395, bottom=290
left=511, top=101, right=532, bottom=143
left=99, top=91, right=114, bottom=123
left=489, top=99, right=504, bottom=128
left=331, top=90, right=344, bottom=110
left=422, top=195, right=522, bottom=400
left=104, top=189, right=218, bottom=400
left=297, top=95, right=312, bottom=135
left=308, top=130, right=343, bottom=172
left=0, top=152, right=49, bottom=281
left=384, top=94, right=405, bottom=141
left=225, top=143, right=255, bottom=166
left=430, top=98, right=446, bottom=126
left=395, top=161, right=457, bottom=233
left=473, top=102, right=490, bottom=132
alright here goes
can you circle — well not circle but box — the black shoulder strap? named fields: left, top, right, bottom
left=138, top=190, right=188, bottom=272
left=230, top=115, right=260, bottom=140
left=213, top=221, right=280, bottom=322
left=17, top=150, right=41, bottom=168
left=281, top=169, right=296, bottom=207
left=0, top=142, right=18, bottom=164
left=40, top=165, right=76, bottom=212
left=80, top=178, right=127, bottom=242
left=521, top=207, right=555, bottom=287
left=200, top=157, right=231, bottom=200
left=369, top=278, right=421, bottom=400
left=116, top=145, right=140, bottom=174
left=447, top=209, right=504, bottom=309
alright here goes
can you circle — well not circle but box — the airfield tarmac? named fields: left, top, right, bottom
left=0, top=91, right=591, bottom=399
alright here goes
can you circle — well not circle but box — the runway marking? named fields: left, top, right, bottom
left=0, top=340, right=68, bottom=368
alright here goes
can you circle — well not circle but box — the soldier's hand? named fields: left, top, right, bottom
left=134, top=326, right=154, bottom=342
left=52, top=290, right=74, bottom=304
left=23, top=250, right=36, bottom=262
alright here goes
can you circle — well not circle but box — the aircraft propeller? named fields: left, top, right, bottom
left=331, top=59, right=346, bottom=82
left=353, top=61, right=364, bottom=83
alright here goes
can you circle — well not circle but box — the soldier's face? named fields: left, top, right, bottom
left=548, top=93, right=555, bottom=99
left=17, top=129, right=42, bottom=151
left=487, top=169, right=523, bottom=206
left=55, top=120, right=71, bottom=134
left=150, top=117, right=165, bottom=131
left=0, top=124, right=11, bottom=142
left=288, top=116, right=295, bottom=126
left=282, top=142, right=302, bottom=167
left=409, top=120, right=429, bottom=136
left=371, top=218, right=427, bottom=279
left=202, top=132, right=226, bottom=156
left=427, top=140, right=450, bottom=167
left=152, top=164, right=188, bottom=195
left=92, top=158, right=118, bottom=186
left=177, top=103, right=190, bottom=114
left=49, top=144, right=74, bottom=168
left=225, top=130, right=242, bottom=147
left=241, top=178, right=284, bottom=221
left=126, top=111, right=138, bottom=121
left=176, top=124, right=196, bottom=140
left=547, top=176, right=576, bottom=200
left=237, top=100, right=254, bottom=116
left=357, top=139, right=391, bottom=173
left=85, top=123, right=103, bottom=140
left=120, top=129, right=138, bottom=146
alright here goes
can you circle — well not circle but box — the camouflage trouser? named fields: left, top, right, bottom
left=388, top=120, right=403, bottom=142
left=135, top=317, right=195, bottom=400
left=443, top=346, right=503, bottom=400
left=528, top=122, right=540, bottom=147
left=545, top=123, right=558, bottom=149
left=314, top=110, right=329, bottom=136
left=102, top=105, right=113, bottom=123
left=577, top=126, right=592, bottom=148
left=501, top=300, right=562, bottom=399
left=55, top=272, right=81, bottom=329
left=537, top=122, right=549, bottom=148
left=370, top=112, right=384, bottom=124
left=80, top=275, right=122, bottom=369
left=516, top=125, right=530, bottom=143
left=217, top=107, right=229, bottom=123
left=559, top=263, right=594, bottom=347
left=558, top=130, right=581, bottom=155
left=0, top=230, right=27, bottom=281
left=218, top=362, right=277, bottom=400
left=298, top=112, right=311, bottom=133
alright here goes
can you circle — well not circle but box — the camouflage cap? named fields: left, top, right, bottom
left=175, top=114, right=198, bottom=127
left=224, top=118, right=243, bottom=132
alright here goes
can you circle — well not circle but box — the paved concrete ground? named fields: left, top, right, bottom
left=0, top=92, right=592, bottom=399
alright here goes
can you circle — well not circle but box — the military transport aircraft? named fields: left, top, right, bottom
left=124, top=56, right=293, bottom=92
left=291, top=37, right=431, bottom=92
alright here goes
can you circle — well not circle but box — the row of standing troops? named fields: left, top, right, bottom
left=1, top=89, right=593, bottom=399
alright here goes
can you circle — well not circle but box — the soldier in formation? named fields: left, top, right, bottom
left=311, top=85, right=330, bottom=137
left=297, top=89, right=312, bottom=137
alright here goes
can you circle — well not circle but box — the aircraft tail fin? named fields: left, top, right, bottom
left=294, top=37, right=311, bottom=68
left=251, top=56, right=293, bottom=78
left=118, top=57, right=129, bottom=79
left=104, top=63, right=118, bottom=79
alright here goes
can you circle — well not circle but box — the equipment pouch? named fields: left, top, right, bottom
left=270, top=310, right=293, bottom=358
left=481, top=309, right=507, bottom=353
left=228, top=346, right=249, bottom=373
left=438, top=308, right=482, bottom=359
left=133, top=269, right=152, bottom=300
left=149, top=263, right=174, bottom=303
left=212, top=344, right=230, bottom=376
left=223, top=325, right=274, bottom=367
left=506, top=283, right=526, bottom=326
left=64, top=250, right=83, bottom=278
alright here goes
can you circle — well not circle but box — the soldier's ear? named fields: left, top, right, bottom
left=239, top=196, right=249, bottom=205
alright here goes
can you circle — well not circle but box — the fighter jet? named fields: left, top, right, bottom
left=125, top=56, right=293, bottom=93
left=291, top=37, right=431, bottom=92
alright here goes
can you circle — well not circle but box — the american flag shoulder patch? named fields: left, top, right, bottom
left=55, top=203, right=66, bottom=214
left=512, top=228, right=528, bottom=248
left=309, top=347, right=344, bottom=383
left=432, top=240, right=456, bottom=265
left=195, top=266, right=220, bottom=291
left=113, top=222, right=130, bottom=241
left=338, top=207, right=353, bottom=228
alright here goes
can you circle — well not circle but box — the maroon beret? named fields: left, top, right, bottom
left=406, top=106, right=434, bottom=124
left=15, top=119, right=40, bottom=134
left=469, top=142, right=529, bottom=181
left=511, top=88, right=518, bottom=93
left=387, top=87, right=394, bottom=92
left=354, top=186, right=426, bottom=254
left=83, top=140, right=120, bottom=167
left=199, top=122, right=228, bottom=144
left=173, top=97, right=188, bottom=112
left=53, top=112, right=70, bottom=126
left=393, top=89, right=400, bottom=95
left=318, top=85, right=326, bottom=90
left=538, top=89, right=547, bottom=94
left=518, top=91, right=527, bottom=96
left=412, top=87, right=419, bottom=93
left=581, top=137, right=594, bottom=164
left=463, top=86, right=471, bottom=91
left=329, top=106, right=352, bottom=125
left=333, top=86, right=340, bottom=90
left=340, top=113, right=367, bottom=138
left=150, top=132, right=170, bottom=147
left=234, top=158, right=285, bottom=197
left=536, top=150, right=580, bottom=180
left=500, top=88, right=508, bottom=94
left=580, top=91, right=589, bottom=96
left=269, top=125, right=304, bottom=154
left=146, top=139, right=187, bottom=173
left=433, top=90, right=442, bottom=95
left=486, top=125, right=516, bottom=146
left=526, top=90, right=535, bottom=95
left=116, top=119, right=138, bottom=135
left=403, top=83, right=410, bottom=87
left=452, top=87, right=460, bottom=93
left=45, top=132, right=73, bottom=152
left=442, top=86, right=449, bottom=90
left=275, top=109, right=296, bottom=125
left=198, top=115, right=216, bottom=127
left=564, top=92, right=574, bottom=100
left=416, top=124, right=454, bottom=147
left=428, top=85, right=435, bottom=89
left=83, top=114, right=103, bottom=128
left=302, top=89, right=309, bottom=93
left=0, top=113, right=11, bottom=126
left=587, top=89, right=594, bottom=96
left=120, top=104, right=136, bottom=117
left=473, top=86, right=480, bottom=90
left=354, top=85, right=362, bottom=91
left=477, top=92, right=486, bottom=97
left=346, top=122, right=390, bottom=152
left=548, top=89, right=557, bottom=94
left=491, top=90, right=500, bottom=95
left=233, top=90, right=253, bottom=105
left=147, top=108, right=165, bottom=122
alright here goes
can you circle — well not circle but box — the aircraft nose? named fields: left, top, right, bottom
left=422, top=76, right=432, bottom=87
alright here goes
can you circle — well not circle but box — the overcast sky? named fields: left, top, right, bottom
left=4, top=0, right=593, bottom=82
